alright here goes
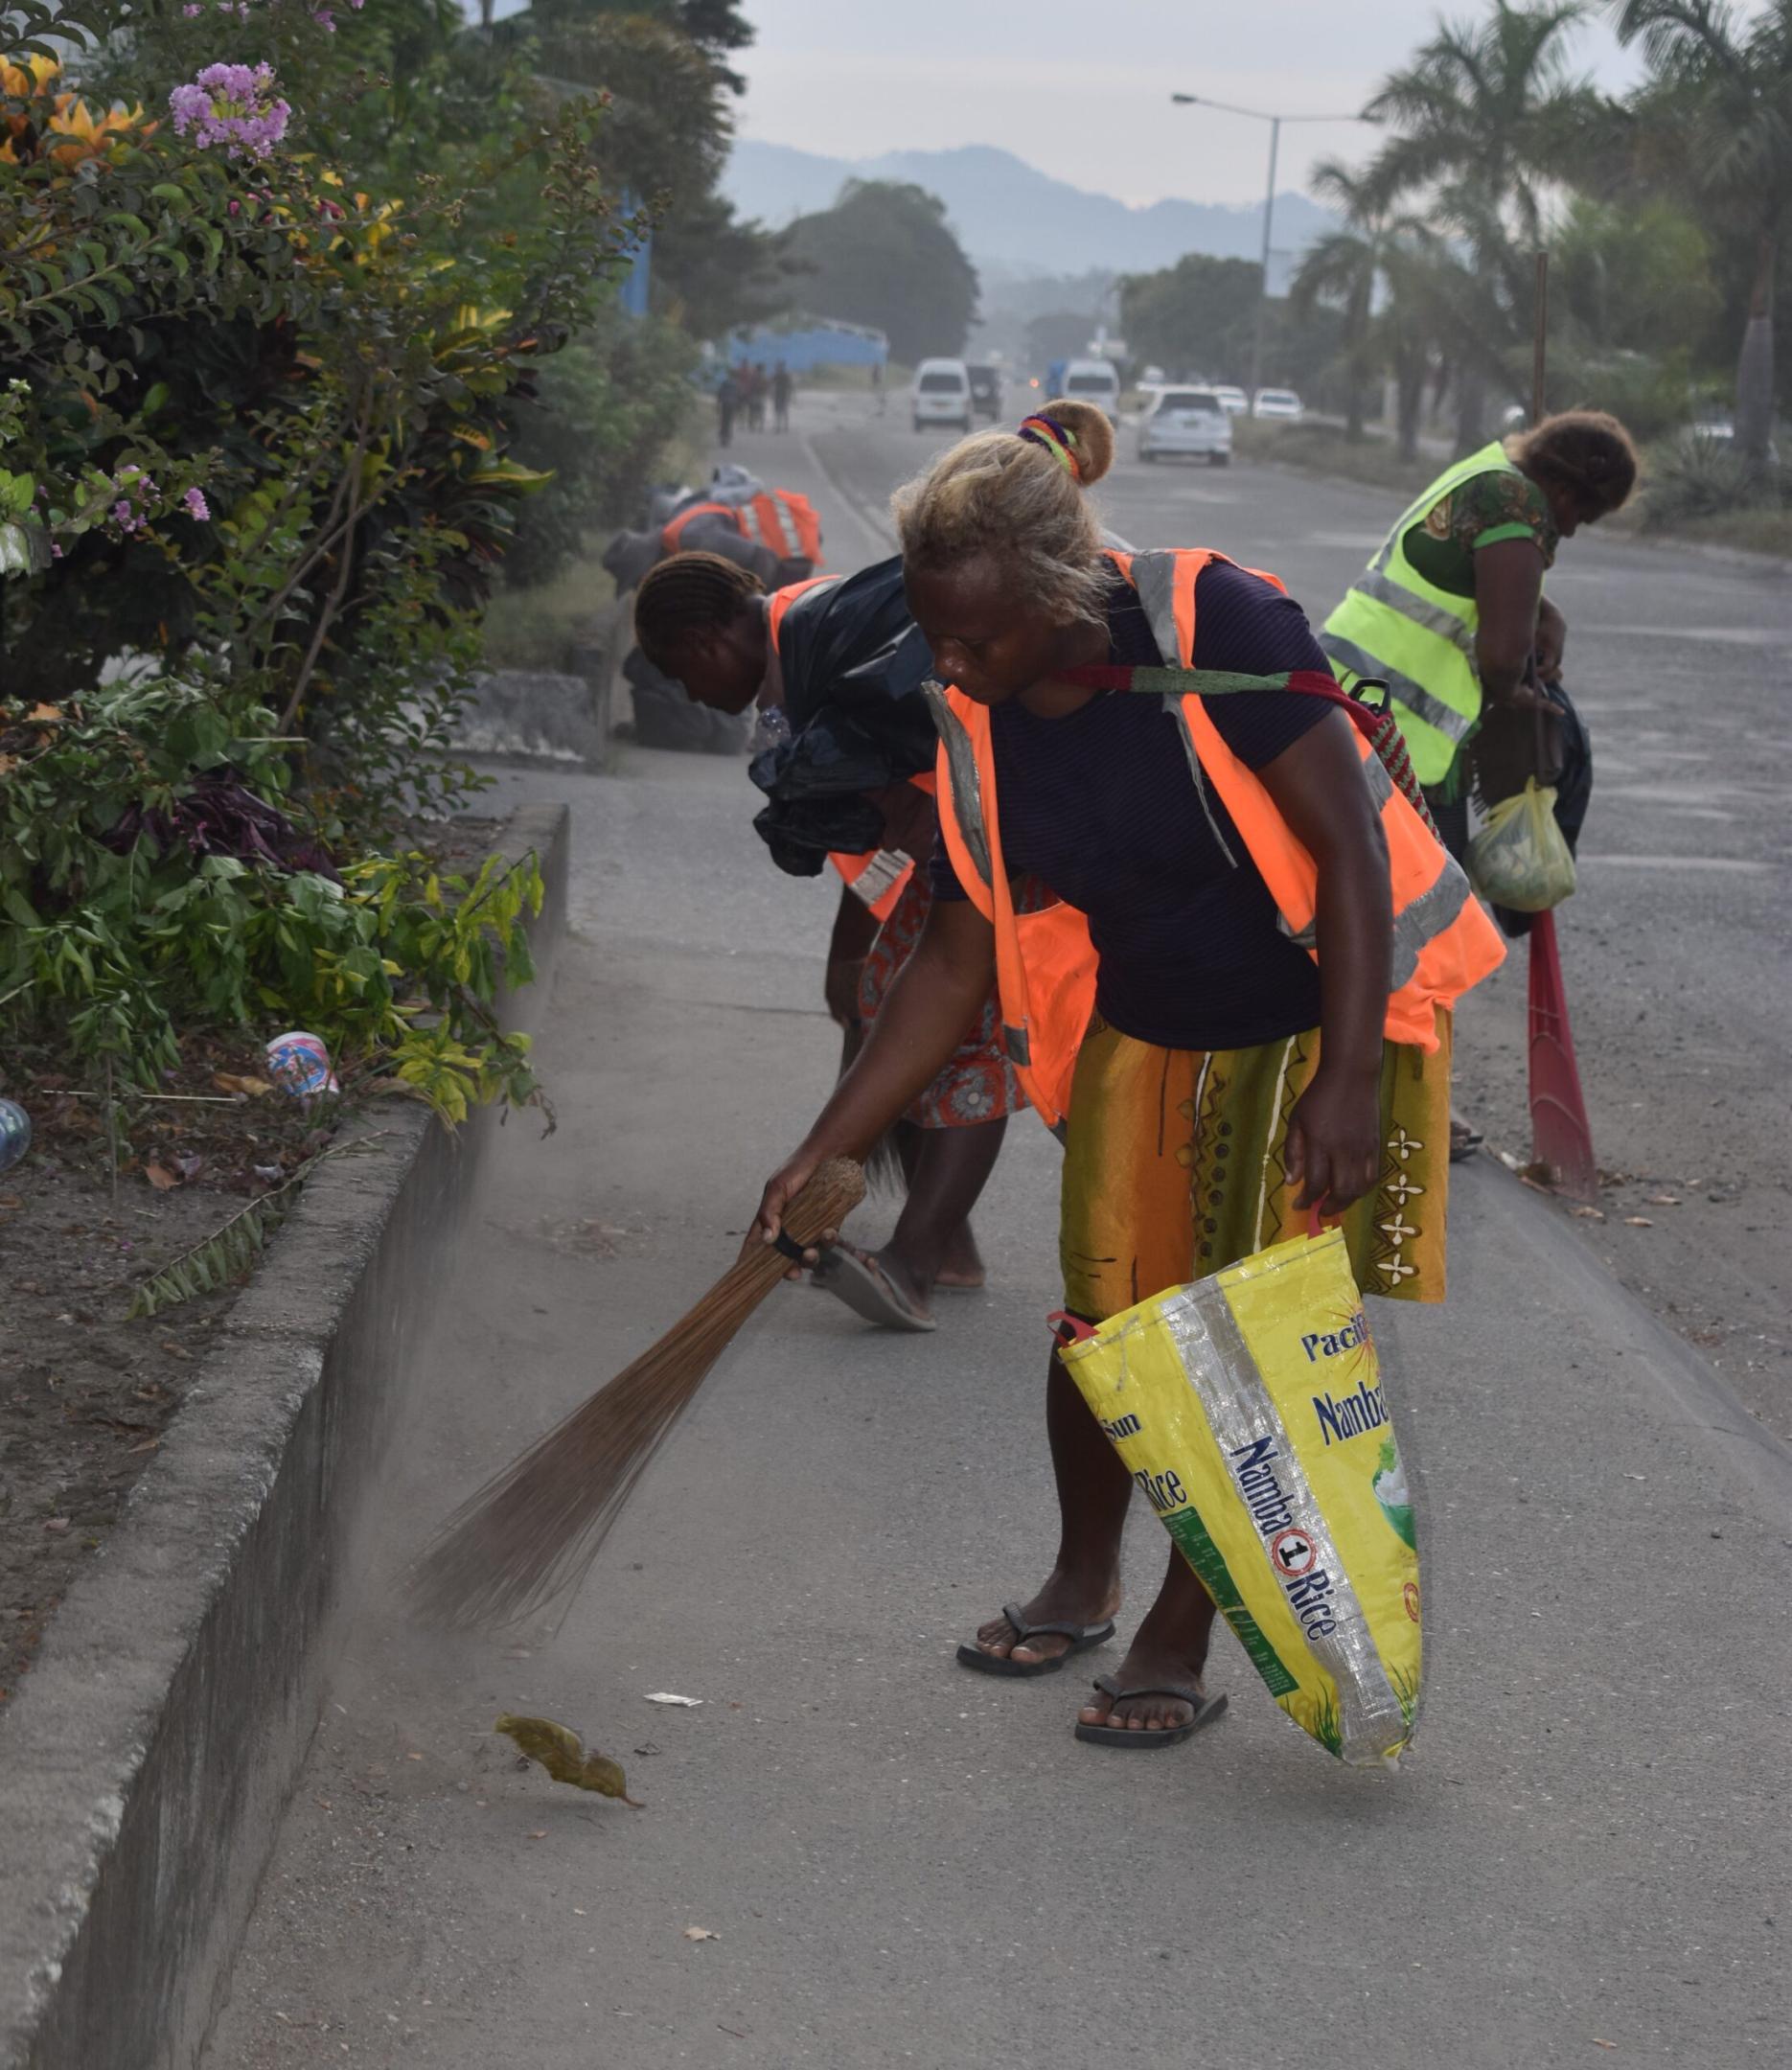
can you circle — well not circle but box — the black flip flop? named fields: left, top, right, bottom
left=955, top=1602, right=1117, bottom=1679
left=1073, top=1673, right=1228, bottom=1748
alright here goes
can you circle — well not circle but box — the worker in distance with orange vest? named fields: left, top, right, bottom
left=748, top=399, right=1504, bottom=1750
left=633, top=549, right=1023, bottom=1329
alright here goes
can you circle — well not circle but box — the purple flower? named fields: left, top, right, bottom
left=111, top=499, right=140, bottom=532
left=184, top=487, right=211, bottom=521
left=182, top=3, right=201, bottom=13
left=168, top=62, right=290, bottom=160
left=314, top=7, right=335, bottom=27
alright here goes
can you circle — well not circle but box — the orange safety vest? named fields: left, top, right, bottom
left=663, top=489, right=824, bottom=566
left=930, top=547, right=1506, bottom=1133
left=765, top=578, right=931, bottom=925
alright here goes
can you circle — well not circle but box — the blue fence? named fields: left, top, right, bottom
left=723, top=321, right=888, bottom=373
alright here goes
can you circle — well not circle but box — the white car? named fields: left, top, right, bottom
left=1060, top=356, right=1122, bottom=424
left=912, top=357, right=972, bottom=432
left=1211, top=385, right=1249, bottom=417
left=1252, top=387, right=1304, bottom=422
left=1137, top=387, right=1233, bottom=466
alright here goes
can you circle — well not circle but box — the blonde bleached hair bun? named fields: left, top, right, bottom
left=891, top=393, right=1117, bottom=628
left=1038, top=396, right=1115, bottom=485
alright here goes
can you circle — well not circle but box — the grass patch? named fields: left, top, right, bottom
left=482, top=395, right=710, bottom=672
left=482, top=553, right=617, bottom=672
left=1232, top=419, right=1436, bottom=497
left=795, top=359, right=905, bottom=393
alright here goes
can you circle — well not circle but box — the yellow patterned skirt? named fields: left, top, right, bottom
left=1060, top=1011, right=1452, bottom=1323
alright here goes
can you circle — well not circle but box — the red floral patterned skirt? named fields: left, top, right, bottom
left=856, top=873, right=1025, bottom=1129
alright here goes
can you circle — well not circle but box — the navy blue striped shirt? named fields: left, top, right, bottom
left=930, top=560, right=1332, bottom=1051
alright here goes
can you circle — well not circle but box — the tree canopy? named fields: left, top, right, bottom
left=785, top=182, right=979, bottom=364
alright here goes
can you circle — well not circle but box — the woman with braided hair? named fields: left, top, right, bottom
left=633, top=548, right=1022, bottom=1332
left=747, top=399, right=1503, bottom=1751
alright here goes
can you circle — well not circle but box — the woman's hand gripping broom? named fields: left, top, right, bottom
left=407, top=1158, right=866, bottom=1631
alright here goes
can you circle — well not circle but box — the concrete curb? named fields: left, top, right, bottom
left=0, top=803, right=571, bottom=2070
left=457, top=602, right=628, bottom=773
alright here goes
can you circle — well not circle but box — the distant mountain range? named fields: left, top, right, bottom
left=723, top=141, right=1336, bottom=287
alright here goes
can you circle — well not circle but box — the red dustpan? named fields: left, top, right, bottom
left=1527, top=908, right=1597, bottom=1202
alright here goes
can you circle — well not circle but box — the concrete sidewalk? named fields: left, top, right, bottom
left=200, top=749, right=1789, bottom=2070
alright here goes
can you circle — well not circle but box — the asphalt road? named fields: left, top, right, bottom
left=199, top=397, right=1792, bottom=2069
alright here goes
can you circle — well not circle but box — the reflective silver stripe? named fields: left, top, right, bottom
left=1002, top=1023, right=1032, bottom=1065
left=1390, top=856, right=1473, bottom=989
left=1318, top=632, right=1476, bottom=746
left=1351, top=566, right=1475, bottom=652
left=923, top=680, right=994, bottom=891
left=845, top=848, right=909, bottom=908
left=1360, top=747, right=1394, bottom=815
left=1128, top=549, right=1184, bottom=667
left=1166, top=702, right=1238, bottom=870
left=1157, top=1261, right=1411, bottom=1763
left=1285, top=845, right=1471, bottom=976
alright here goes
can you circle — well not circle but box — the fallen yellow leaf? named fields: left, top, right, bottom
left=213, top=1072, right=275, bottom=1098
left=494, top=1714, right=641, bottom=1806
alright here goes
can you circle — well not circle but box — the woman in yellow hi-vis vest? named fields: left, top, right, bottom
left=1320, top=411, right=1638, bottom=849
left=747, top=401, right=1503, bottom=1752
left=1321, top=412, right=1636, bottom=1157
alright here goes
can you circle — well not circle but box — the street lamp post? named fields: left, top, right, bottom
left=1170, top=93, right=1374, bottom=407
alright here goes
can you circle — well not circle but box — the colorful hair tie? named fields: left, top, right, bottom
left=1017, top=413, right=1081, bottom=481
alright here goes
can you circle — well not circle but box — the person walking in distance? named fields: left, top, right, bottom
left=715, top=368, right=738, bottom=449
left=772, top=360, right=793, bottom=434
left=745, top=401, right=1502, bottom=1746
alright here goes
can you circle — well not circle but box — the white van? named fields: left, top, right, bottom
left=911, top=357, right=973, bottom=432
left=1060, top=357, right=1122, bottom=424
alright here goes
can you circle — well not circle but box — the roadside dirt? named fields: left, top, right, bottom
left=0, top=814, right=510, bottom=1704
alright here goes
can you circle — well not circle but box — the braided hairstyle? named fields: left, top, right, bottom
left=633, top=551, right=765, bottom=672
left=1510, top=410, right=1639, bottom=521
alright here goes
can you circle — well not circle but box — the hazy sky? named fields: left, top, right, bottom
left=731, top=0, right=1656, bottom=206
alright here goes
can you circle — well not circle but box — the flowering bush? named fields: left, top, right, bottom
left=0, top=0, right=643, bottom=1111
left=168, top=61, right=290, bottom=158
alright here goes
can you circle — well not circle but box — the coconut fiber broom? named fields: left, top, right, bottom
left=408, top=1157, right=866, bottom=1630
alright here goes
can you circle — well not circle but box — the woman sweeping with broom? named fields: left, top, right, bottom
left=749, top=401, right=1505, bottom=1748
left=632, top=549, right=1024, bottom=1331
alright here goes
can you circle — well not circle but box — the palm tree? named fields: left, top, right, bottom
left=1612, top=2, right=1792, bottom=471
left=1291, top=160, right=1444, bottom=456
left=1363, top=2, right=1602, bottom=448
left=1291, top=162, right=1387, bottom=442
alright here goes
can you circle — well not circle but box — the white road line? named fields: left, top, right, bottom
left=1579, top=855, right=1778, bottom=872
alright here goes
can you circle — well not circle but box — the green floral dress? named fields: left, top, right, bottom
left=1403, top=466, right=1559, bottom=599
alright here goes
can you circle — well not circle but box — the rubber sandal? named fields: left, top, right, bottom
left=955, top=1602, right=1117, bottom=1678
left=1072, top=1673, right=1228, bottom=1748
left=1449, top=1117, right=1484, bottom=1164
left=812, top=1244, right=937, bottom=1333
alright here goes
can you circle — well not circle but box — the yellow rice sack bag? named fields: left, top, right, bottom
left=1057, top=1227, right=1421, bottom=1767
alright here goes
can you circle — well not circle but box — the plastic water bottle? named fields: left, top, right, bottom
left=750, top=702, right=793, bottom=757
left=0, top=1097, right=30, bottom=1173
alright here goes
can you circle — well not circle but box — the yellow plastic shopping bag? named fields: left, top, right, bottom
left=1058, top=1228, right=1421, bottom=1767
left=1465, top=776, right=1576, bottom=912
